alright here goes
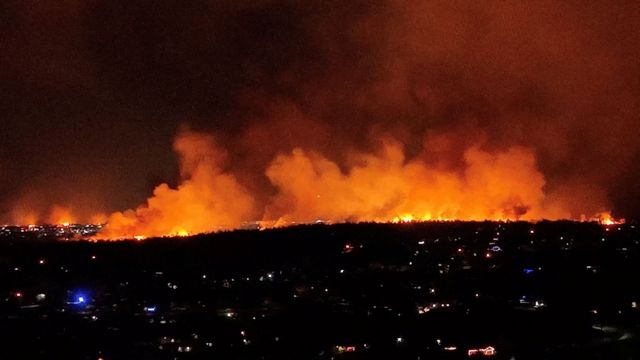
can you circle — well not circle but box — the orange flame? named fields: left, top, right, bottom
left=263, top=142, right=568, bottom=224
left=98, top=130, right=256, bottom=239
left=595, top=212, right=624, bottom=225
left=47, top=205, right=75, bottom=226
left=90, top=131, right=614, bottom=240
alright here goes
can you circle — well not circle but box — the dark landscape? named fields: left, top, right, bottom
left=1, top=221, right=639, bottom=359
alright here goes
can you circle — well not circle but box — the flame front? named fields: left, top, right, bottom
left=596, top=212, right=625, bottom=226
left=262, top=143, right=567, bottom=224
left=97, top=130, right=256, bottom=239
left=90, top=129, right=613, bottom=240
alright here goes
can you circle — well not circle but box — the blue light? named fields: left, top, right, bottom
left=524, top=268, right=535, bottom=275
left=68, top=291, right=89, bottom=306
left=144, top=306, right=157, bottom=313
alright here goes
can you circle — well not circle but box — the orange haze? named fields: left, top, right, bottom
left=97, top=130, right=256, bottom=239
left=9, top=205, right=75, bottom=226
left=93, top=129, right=610, bottom=239
left=47, top=205, right=75, bottom=225
left=3, top=1, right=636, bottom=236
left=264, top=143, right=567, bottom=224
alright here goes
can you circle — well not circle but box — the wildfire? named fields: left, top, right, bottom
left=175, top=229, right=190, bottom=237
left=1, top=128, right=606, bottom=240
left=48, top=205, right=75, bottom=226
left=10, top=131, right=624, bottom=240
left=262, top=142, right=576, bottom=227
left=3, top=1, right=637, bottom=243
left=393, top=214, right=415, bottom=223
left=596, top=212, right=625, bottom=226
left=97, top=130, right=255, bottom=240
left=85, top=129, right=619, bottom=240
left=391, top=214, right=453, bottom=223
left=10, top=205, right=77, bottom=227
left=392, top=213, right=459, bottom=223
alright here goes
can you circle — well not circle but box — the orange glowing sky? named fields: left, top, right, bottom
left=1, top=1, right=638, bottom=237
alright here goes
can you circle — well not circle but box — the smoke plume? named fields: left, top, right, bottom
left=98, top=130, right=256, bottom=238
left=100, top=130, right=580, bottom=238
left=1, top=1, right=638, bottom=232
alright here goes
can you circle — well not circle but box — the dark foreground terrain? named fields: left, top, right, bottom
left=1, top=221, right=639, bottom=359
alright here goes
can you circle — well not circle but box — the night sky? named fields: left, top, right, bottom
left=1, top=1, right=639, bottom=224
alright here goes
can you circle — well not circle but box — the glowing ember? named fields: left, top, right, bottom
left=393, top=214, right=415, bottom=223
left=176, top=229, right=189, bottom=237
left=48, top=205, right=75, bottom=226
left=596, top=212, right=625, bottom=226
left=468, top=346, right=496, bottom=357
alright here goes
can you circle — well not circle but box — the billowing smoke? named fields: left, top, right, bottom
left=98, top=130, right=256, bottom=239
left=265, top=143, right=561, bottom=224
left=1, top=1, right=638, bottom=231
left=99, top=130, right=587, bottom=239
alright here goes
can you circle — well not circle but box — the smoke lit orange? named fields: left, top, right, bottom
left=90, top=129, right=613, bottom=239
left=97, top=130, right=256, bottom=239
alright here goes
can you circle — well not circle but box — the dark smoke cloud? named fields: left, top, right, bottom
left=1, top=0, right=639, bottom=223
